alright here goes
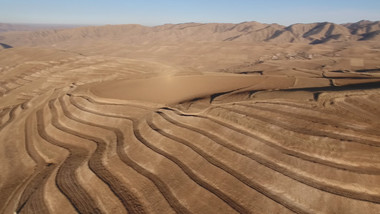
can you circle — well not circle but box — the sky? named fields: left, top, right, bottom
left=1, top=0, right=380, bottom=26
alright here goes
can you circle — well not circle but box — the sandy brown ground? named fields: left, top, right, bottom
left=1, top=26, right=380, bottom=214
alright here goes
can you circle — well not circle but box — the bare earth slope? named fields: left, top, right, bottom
left=0, top=21, right=380, bottom=214
left=1, top=20, right=380, bottom=48
left=0, top=23, right=84, bottom=33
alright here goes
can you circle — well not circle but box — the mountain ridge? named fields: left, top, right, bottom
left=0, top=20, right=379, bottom=47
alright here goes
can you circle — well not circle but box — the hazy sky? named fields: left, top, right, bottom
left=1, top=0, right=380, bottom=26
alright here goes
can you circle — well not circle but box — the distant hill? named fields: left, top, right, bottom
left=0, top=20, right=379, bottom=47
left=343, top=20, right=380, bottom=41
left=0, top=23, right=85, bottom=33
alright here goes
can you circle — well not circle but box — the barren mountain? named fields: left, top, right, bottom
left=1, top=20, right=380, bottom=214
left=0, top=23, right=83, bottom=33
left=1, top=20, right=380, bottom=48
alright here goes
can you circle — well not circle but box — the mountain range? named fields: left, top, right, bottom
left=0, top=20, right=379, bottom=48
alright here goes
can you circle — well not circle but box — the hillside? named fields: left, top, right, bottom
left=1, top=20, right=380, bottom=48
left=0, top=23, right=83, bottom=33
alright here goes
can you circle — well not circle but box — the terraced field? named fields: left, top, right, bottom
left=1, top=40, right=380, bottom=213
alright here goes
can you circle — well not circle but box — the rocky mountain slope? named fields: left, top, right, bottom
left=0, top=20, right=379, bottom=47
